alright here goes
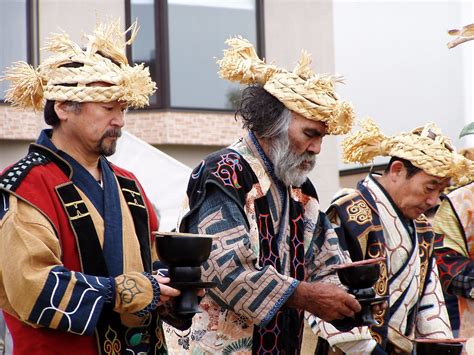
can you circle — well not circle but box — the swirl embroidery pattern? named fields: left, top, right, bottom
left=211, top=153, right=242, bottom=189
left=104, top=326, right=121, bottom=355
left=347, top=200, right=372, bottom=224
left=417, top=238, right=431, bottom=298
left=116, top=275, right=143, bottom=304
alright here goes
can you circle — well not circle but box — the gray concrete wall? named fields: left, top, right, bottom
left=0, top=140, right=31, bottom=171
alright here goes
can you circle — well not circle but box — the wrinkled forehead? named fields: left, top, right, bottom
left=291, top=111, right=328, bottom=134
left=307, top=119, right=328, bottom=134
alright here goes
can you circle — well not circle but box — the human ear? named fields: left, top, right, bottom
left=389, top=160, right=405, bottom=176
left=388, top=160, right=408, bottom=184
left=54, top=102, right=70, bottom=122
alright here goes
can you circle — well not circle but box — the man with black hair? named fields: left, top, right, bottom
left=165, top=37, right=364, bottom=354
left=0, top=20, right=188, bottom=354
left=312, top=119, right=468, bottom=354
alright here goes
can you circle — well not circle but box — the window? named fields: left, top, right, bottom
left=0, top=0, right=31, bottom=101
left=128, top=0, right=263, bottom=110
left=129, top=0, right=159, bottom=106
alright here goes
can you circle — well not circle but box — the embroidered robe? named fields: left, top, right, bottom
left=164, top=134, right=348, bottom=354
left=313, top=174, right=452, bottom=354
left=0, top=130, right=174, bottom=354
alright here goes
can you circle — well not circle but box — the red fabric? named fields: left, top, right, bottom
left=4, top=312, right=97, bottom=355
left=6, top=161, right=157, bottom=354
left=7, top=161, right=91, bottom=353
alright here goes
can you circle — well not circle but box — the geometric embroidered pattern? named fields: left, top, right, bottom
left=0, top=151, right=49, bottom=191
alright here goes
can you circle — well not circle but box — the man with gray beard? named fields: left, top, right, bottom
left=165, top=37, right=363, bottom=354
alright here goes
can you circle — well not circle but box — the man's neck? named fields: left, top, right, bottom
left=371, top=174, right=395, bottom=202
left=371, top=174, right=410, bottom=223
left=51, top=129, right=101, bottom=181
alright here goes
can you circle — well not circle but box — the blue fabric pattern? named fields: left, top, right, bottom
left=100, top=157, right=123, bottom=276
left=28, top=265, right=114, bottom=336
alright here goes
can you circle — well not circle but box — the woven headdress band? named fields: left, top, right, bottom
left=1, top=18, right=156, bottom=110
left=343, top=118, right=472, bottom=184
left=217, top=36, right=355, bottom=135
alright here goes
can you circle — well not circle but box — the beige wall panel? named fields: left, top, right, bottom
left=264, top=0, right=339, bottom=209
left=340, top=171, right=367, bottom=190
left=0, top=140, right=31, bottom=171
left=38, top=0, right=125, bottom=60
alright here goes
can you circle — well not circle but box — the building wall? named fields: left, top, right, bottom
left=333, top=0, right=471, bottom=171
left=38, top=0, right=125, bottom=62
left=339, top=166, right=386, bottom=190
left=0, top=106, right=41, bottom=170
left=157, top=144, right=225, bottom=169
left=0, top=140, right=30, bottom=170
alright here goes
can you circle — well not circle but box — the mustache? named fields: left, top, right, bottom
left=102, top=128, right=122, bottom=139
left=293, top=151, right=316, bottom=168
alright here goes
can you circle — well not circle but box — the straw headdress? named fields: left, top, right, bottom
left=343, top=118, right=472, bottom=185
left=447, top=23, right=474, bottom=49
left=1, top=18, right=156, bottom=111
left=217, top=36, right=355, bottom=135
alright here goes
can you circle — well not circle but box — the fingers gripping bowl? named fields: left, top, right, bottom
left=154, top=232, right=217, bottom=317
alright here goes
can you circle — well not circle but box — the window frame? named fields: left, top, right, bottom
left=0, top=0, right=37, bottom=104
left=125, top=0, right=265, bottom=112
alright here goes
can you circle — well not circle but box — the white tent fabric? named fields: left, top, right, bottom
left=108, top=131, right=191, bottom=232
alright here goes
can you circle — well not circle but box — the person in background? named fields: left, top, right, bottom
left=433, top=120, right=474, bottom=340
left=430, top=23, right=474, bottom=341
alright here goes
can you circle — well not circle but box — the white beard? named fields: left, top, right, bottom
left=268, top=133, right=316, bottom=187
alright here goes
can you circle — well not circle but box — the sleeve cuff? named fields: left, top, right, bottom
left=134, top=272, right=161, bottom=317
left=104, top=277, right=116, bottom=304
left=260, top=278, right=299, bottom=327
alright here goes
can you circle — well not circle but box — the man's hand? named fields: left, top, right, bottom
left=286, top=281, right=361, bottom=321
left=152, top=275, right=181, bottom=305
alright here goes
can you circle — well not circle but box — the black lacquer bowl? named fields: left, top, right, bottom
left=330, top=257, right=387, bottom=330
left=416, top=338, right=465, bottom=355
left=154, top=232, right=217, bottom=317
left=154, top=232, right=213, bottom=266
left=337, top=262, right=381, bottom=290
